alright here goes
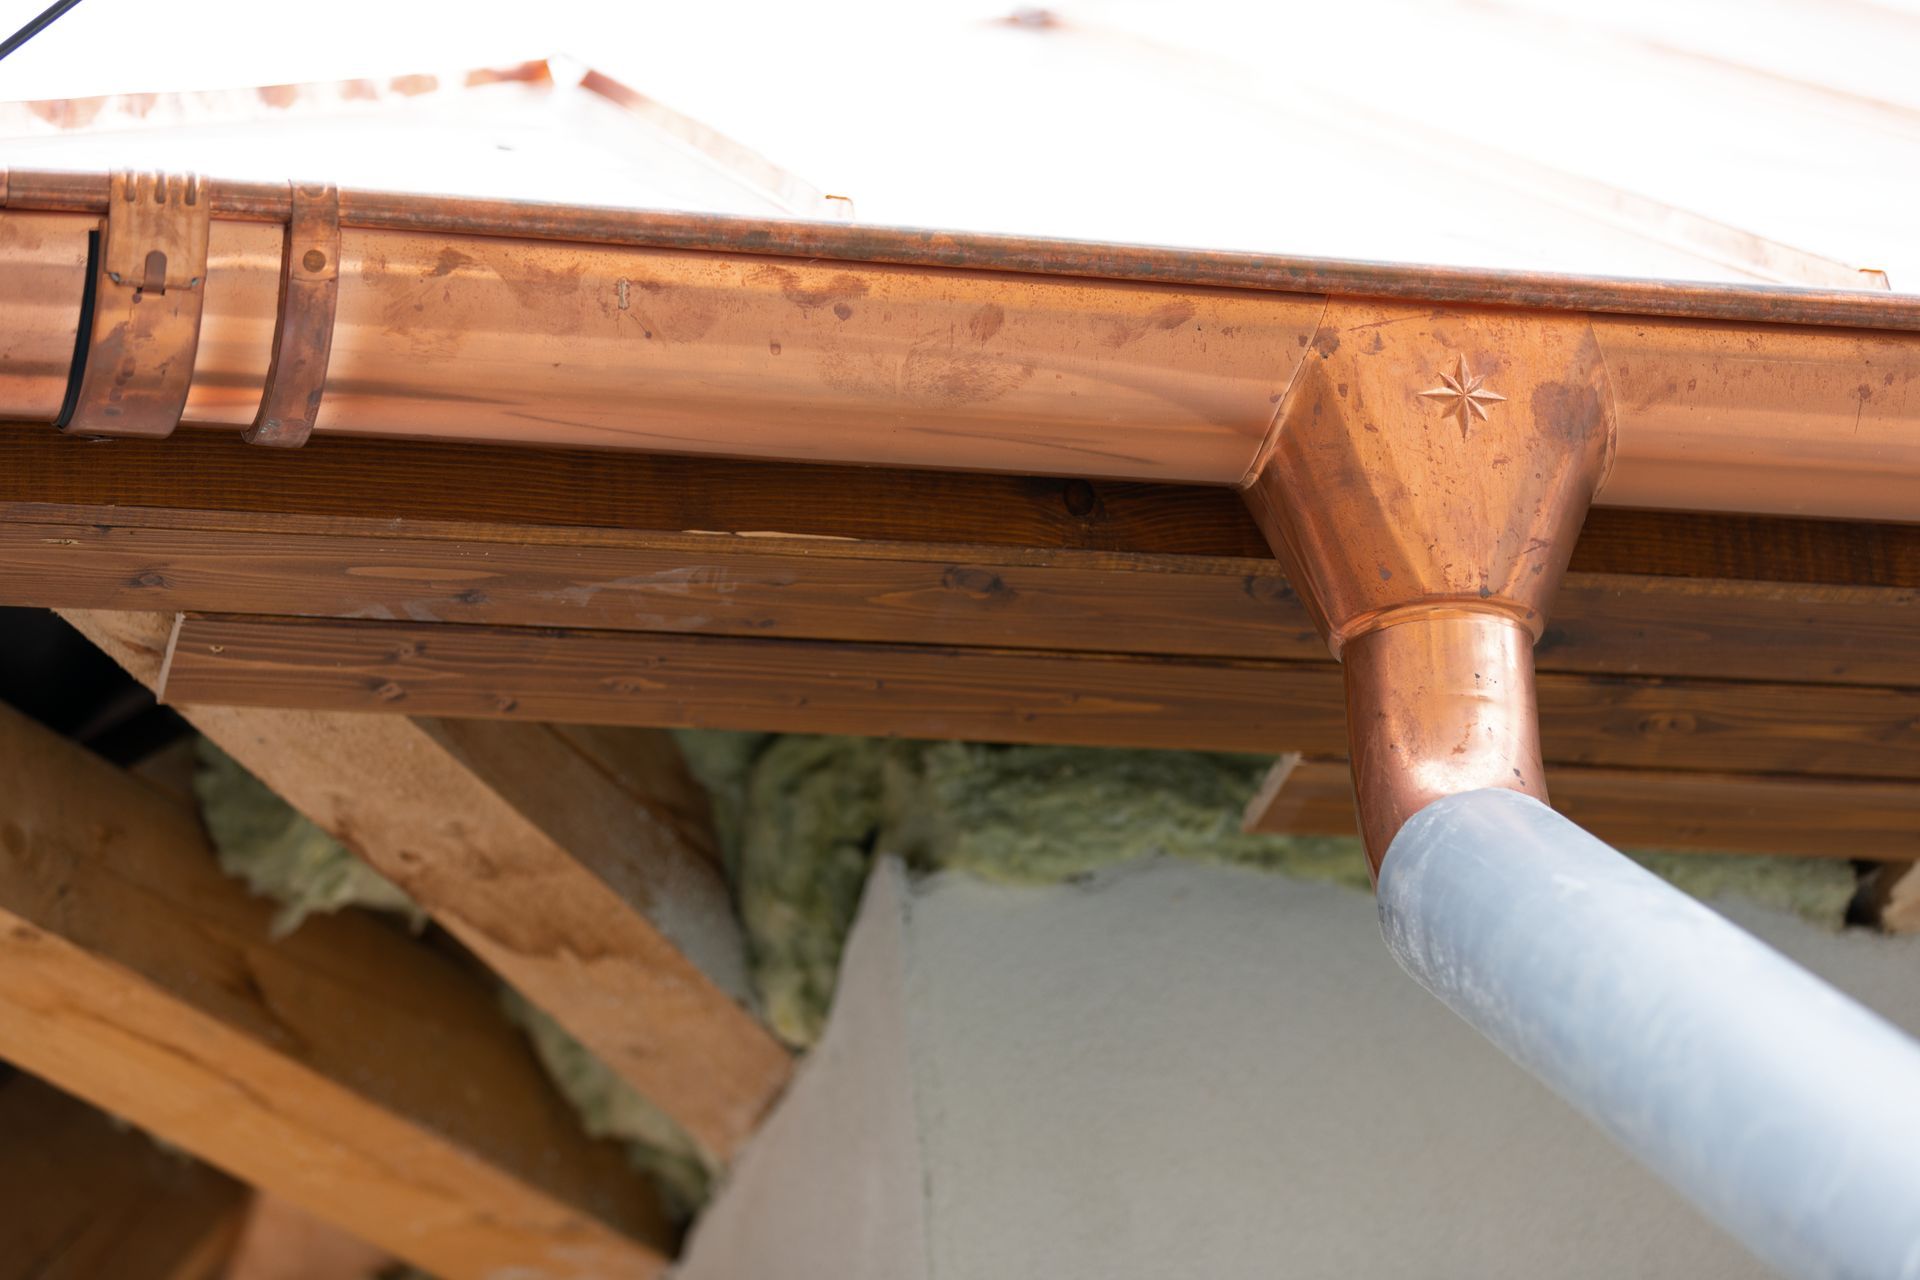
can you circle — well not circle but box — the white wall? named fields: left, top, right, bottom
left=680, top=857, right=1920, bottom=1279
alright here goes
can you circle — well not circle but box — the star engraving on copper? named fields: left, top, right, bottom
left=1419, top=354, right=1507, bottom=438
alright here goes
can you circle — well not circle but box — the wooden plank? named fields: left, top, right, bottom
left=0, top=514, right=1322, bottom=664
left=2, top=518, right=1916, bottom=687
left=157, top=613, right=1920, bottom=782
left=0, top=1072, right=251, bottom=1280
left=1243, top=756, right=1920, bottom=860
left=0, top=700, right=673, bottom=1279
left=0, top=424, right=1268, bottom=558
left=65, top=610, right=790, bottom=1164
left=4, top=421, right=1919, bottom=584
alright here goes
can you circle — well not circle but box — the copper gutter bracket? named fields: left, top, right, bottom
left=1241, top=301, right=1616, bottom=880
left=244, top=182, right=341, bottom=449
left=62, top=171, right=211, bottom=440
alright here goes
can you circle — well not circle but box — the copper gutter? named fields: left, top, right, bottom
left=4, top=166, right=1919, bottom=870
left=3, top=166, right=1918, bottom=508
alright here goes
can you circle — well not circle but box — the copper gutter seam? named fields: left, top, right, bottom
left=5, top=166, right=1920, bottom=331
left=1591, top=331, right=1621, bottom=495
left=1236, top=296, right=1331, bottom=490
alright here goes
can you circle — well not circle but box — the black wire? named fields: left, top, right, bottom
left=0, top=0, right=85, bottom=64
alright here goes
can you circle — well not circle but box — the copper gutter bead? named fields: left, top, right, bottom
left=6, top=166, right=1918, bottom=332
left=1242, top=302, right=1615, bottom=877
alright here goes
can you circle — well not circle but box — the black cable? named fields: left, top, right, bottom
left=0, top=0, right=85, bottom=64
left=55, top=229, right=97, bottom=430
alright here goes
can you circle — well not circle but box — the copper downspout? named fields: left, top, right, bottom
left=3, top=167, right=1918, bottom=872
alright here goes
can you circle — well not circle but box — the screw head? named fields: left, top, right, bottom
left=301, top=249, right=327, bottom=272
left=1062, top=479, right=1098, bottom=518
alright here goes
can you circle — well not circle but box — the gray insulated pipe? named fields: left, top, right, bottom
left=1378, top=789, right=1920, bottom=1280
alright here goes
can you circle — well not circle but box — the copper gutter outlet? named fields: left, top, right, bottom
left=4, top=168, right=1920, bottom=879
left=1242, top=304, right=1613, bottom=875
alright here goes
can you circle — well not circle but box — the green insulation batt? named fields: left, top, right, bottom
left=196, top=731, right=1859, bottom=1214
left=674, top=733, right=1859, bottom=1049
left=193, top=740, right=424, bottom=937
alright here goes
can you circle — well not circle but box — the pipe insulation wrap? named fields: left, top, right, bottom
left=1377, top=788, right=1920, bottom=1280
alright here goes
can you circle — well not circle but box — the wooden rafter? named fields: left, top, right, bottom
left=64, top=610, right=791, bottom=1164
left=0, top=700, right=673, bottom=1278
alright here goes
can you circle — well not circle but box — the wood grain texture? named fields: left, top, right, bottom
left=0, top=425, right=1265, bottom=556
left=0, top=699, right=672, bottom=1279
left=3, top=421, right=1918, bottom=582
left=4, top=519, right=1916, bottom=687
left=157, top=614, right=1920, bottom=783
left=1244, top=756, right=1920, bottom=860
left=66, top=610, right=791, bottom=1164
left=0, top=1073, right=251, bottom=1280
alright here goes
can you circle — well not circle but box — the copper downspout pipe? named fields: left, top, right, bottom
left=3, top=168, right=1918, bottom=871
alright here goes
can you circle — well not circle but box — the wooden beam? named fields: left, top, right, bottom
left=0, top=424, right=1277, bottom=558
left=0, top=1071, right=251, bottom=1280
left=1243, top=756, right=1920, bottom=860
left=0, top=700, right=673, bottom=1279
left=156, top=613, right=1920, bottom=783
left=2, top=426, right=1919, bottom=693
left=65, top=610, right=790, bottom=1164
left=6, top=425, right=1920, bottom=587
left=2, top=517, right=1915, bottom=689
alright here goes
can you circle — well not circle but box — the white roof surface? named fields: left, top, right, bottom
left=2, top=0, right=1914, bottom=286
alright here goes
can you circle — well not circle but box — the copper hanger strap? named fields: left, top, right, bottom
left=62, top=171, right=210, bottom=439
left=245, top=182, right=340, bottom=449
